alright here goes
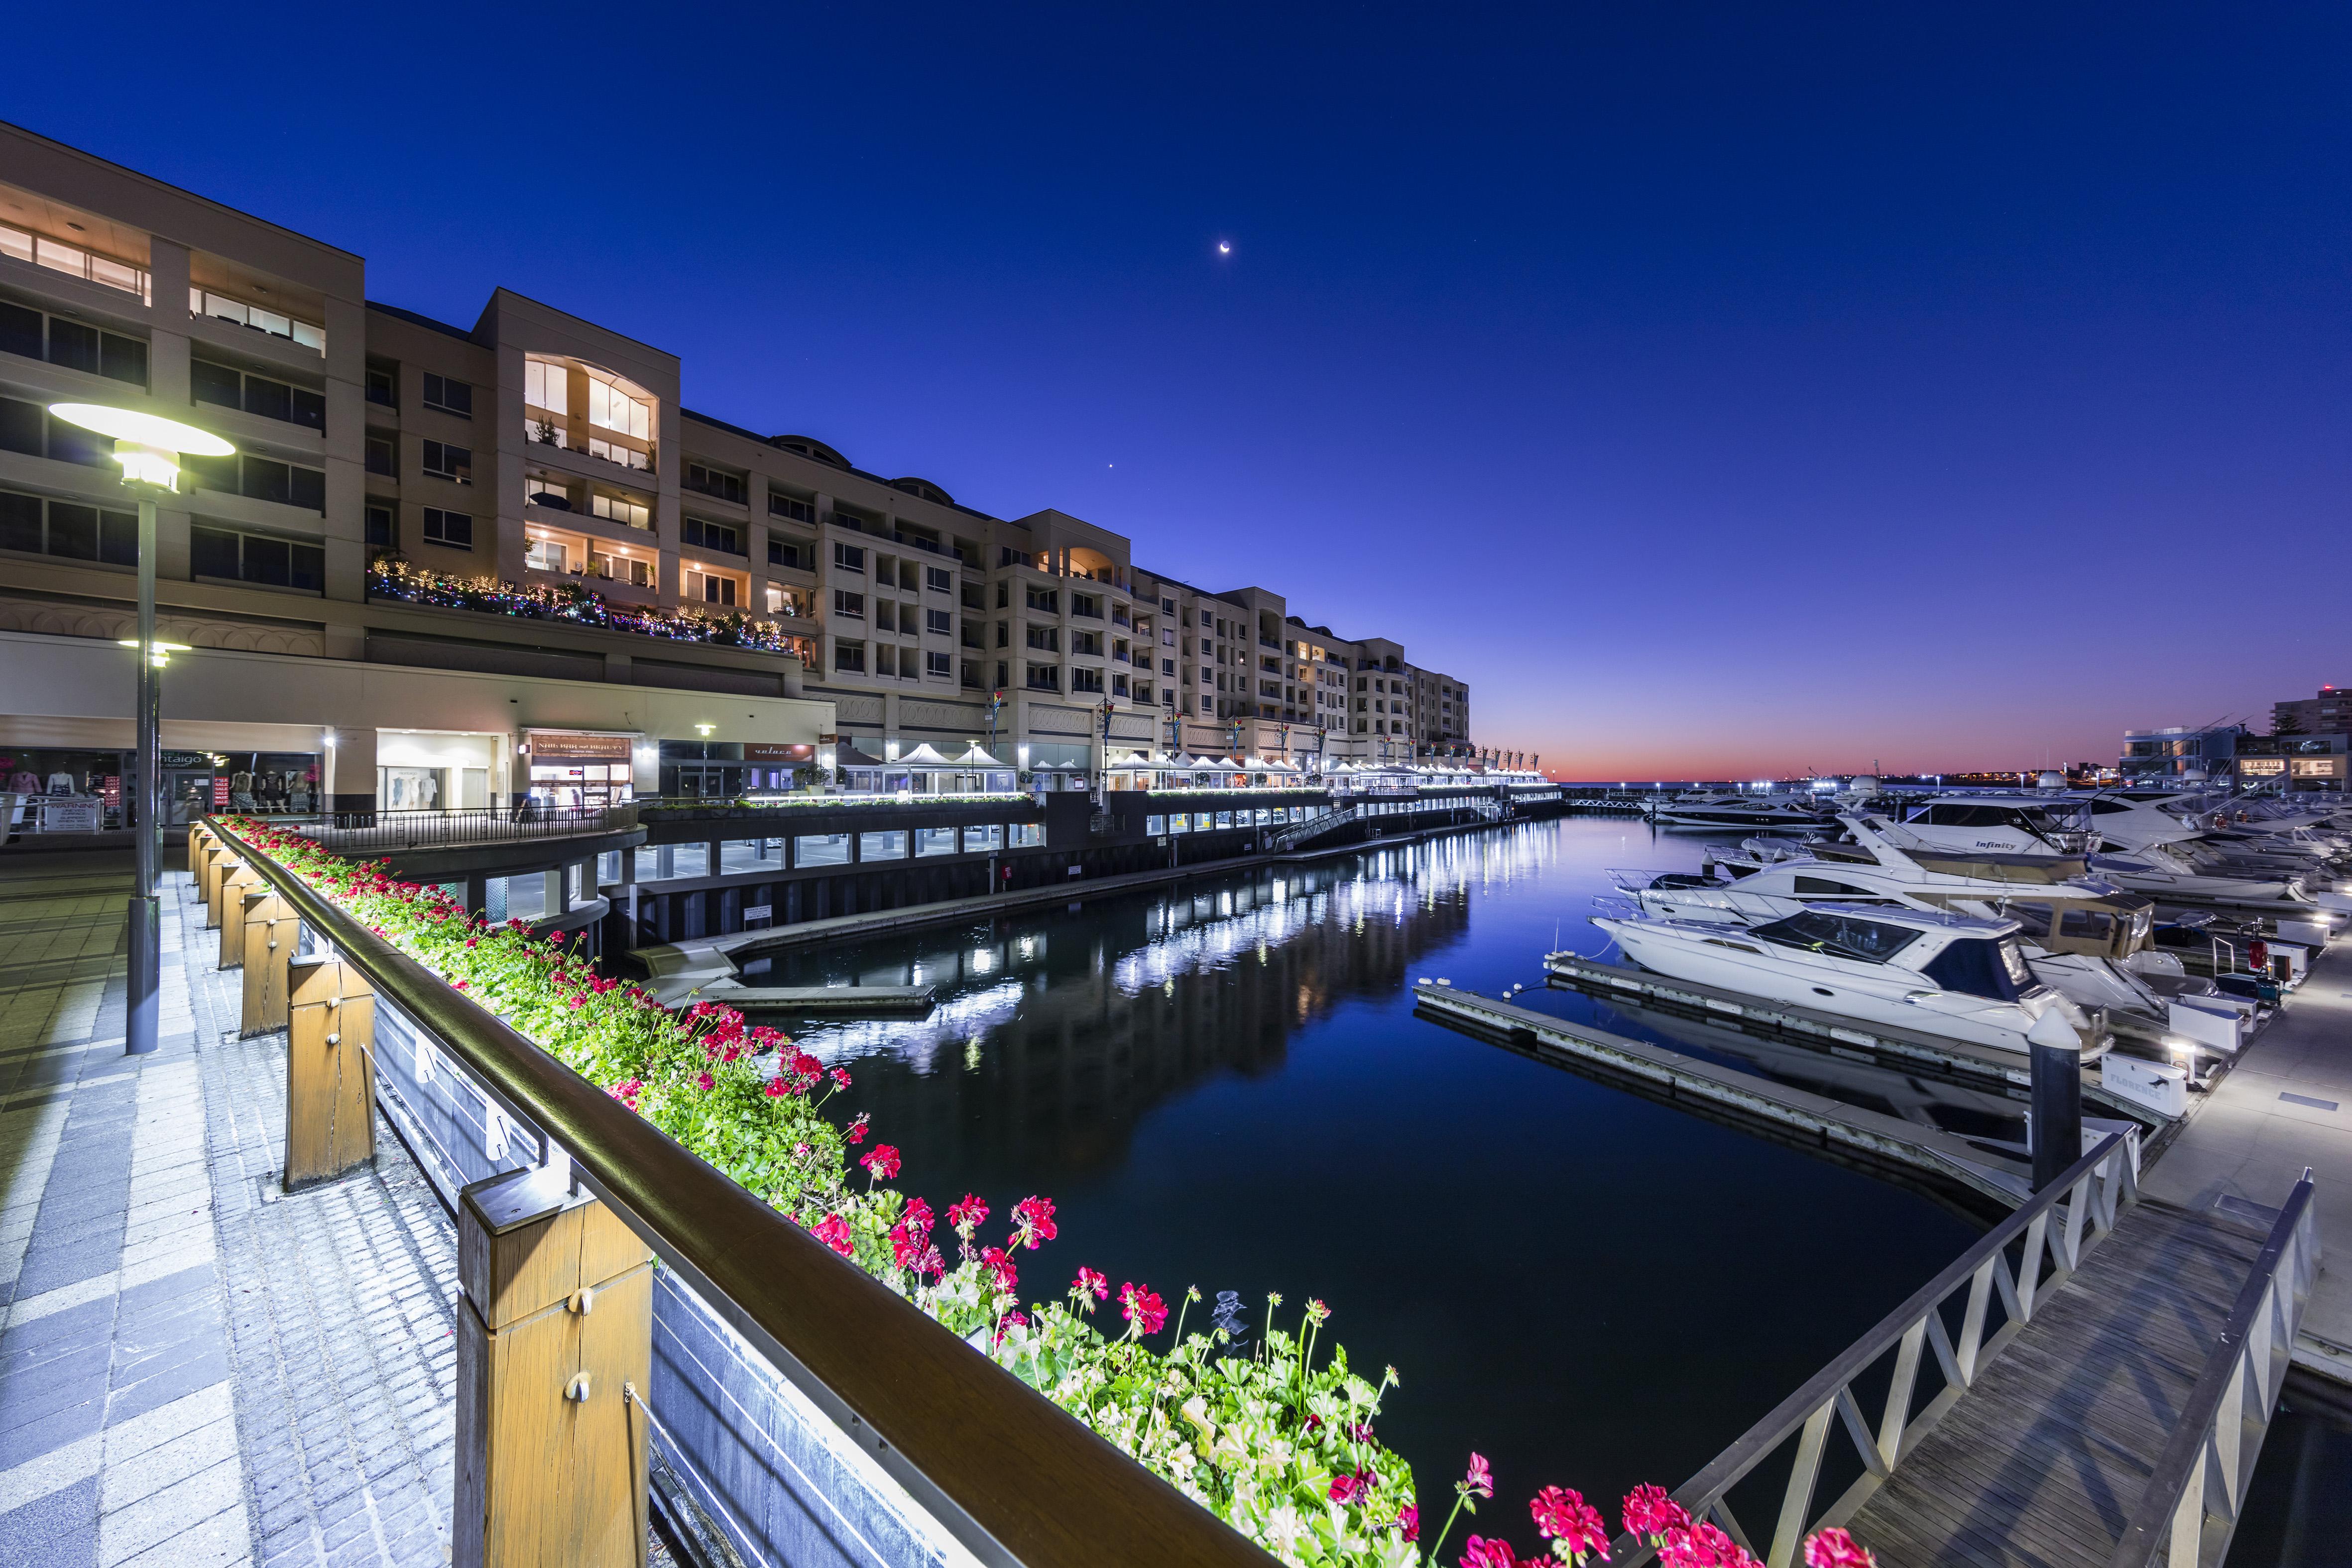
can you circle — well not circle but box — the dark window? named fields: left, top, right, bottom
left=190, top=524, right=323, bottom=592
left=289, top=465, right=326, bottom=512
left=365, top=504, right=395, bottom=549
left=0, top=301, right=40, bottom=360
left=1791, top=876, right=1869, bottom=896
left=422, top=507, right=472, bottom=549
left=243, top=375, right=292, bottom=424
left=1753, top=910, right=1919, bottom=963
left=45, top=318, right=98, bottom=374
left=291, top=387, right=325, bottom=431
left=682, top=517, right=742, bottom=555
left=768, top=492, right=813, bottom=523
left=192, top=358, right=242, bottom=411
left=925, top=608, right=950, bottom=635
left=45, top=414, right=108, bottom=467
left=365, top=365, right=397, bottom=407
left=767, top=538, right=801, bottom=569
left=685, top=463, right=744, bottom=504
left=191, top=525, right=238, bottom=580
left=421, top=373, right=471, bottom=416
left=0, top=397, right=40, bottom=457
left=834, top=642, right=865, bottom=672
left=182, top=451, right=237, bottom=493
left=99, top=333, right=147, bottom=386
left=833, top=542, right=865, bottom=571
left=365, top=435, right=395, bottom=476
left=0, top=490, right=39, bottom=553
left=243, top=456, right=293, bottom=506
left=44, top=503, right=98, bottom=560
left=421, top=440, right=471, bottom=484
left=1921, top=937, right=2028, bottom=1001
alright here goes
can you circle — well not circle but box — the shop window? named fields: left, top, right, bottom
left=914, top=827, right=957, bottom=856
left=962, top=824, right=1003, bottom=852
left=1009, top=822, right=1044, bottom=847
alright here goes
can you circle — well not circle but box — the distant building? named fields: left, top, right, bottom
left=2118, top=724, right=2244, bottom=784
left=2233, top=732, right=2348, bottom=791
left=2270, top=686, right=2352, bottom=737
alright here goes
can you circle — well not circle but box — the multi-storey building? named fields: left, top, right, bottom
left=0, top=123, right=1471, bottom=831
left=2271, top=687, right=2352, bottom=738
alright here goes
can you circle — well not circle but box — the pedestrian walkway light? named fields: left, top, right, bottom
left=49, top=402, right=235, bottom=1056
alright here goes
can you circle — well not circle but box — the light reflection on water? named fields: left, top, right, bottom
left=748, top=819, right=1984, bottom=1515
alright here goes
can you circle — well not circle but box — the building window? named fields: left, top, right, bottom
left=769, top=491, right=814, bottom=523
left=191, top=524, right=324, bottom=592
left=525, top=538, right=568, bottom=573
left=191, top=357, right=324, bottom=431
left=591, top=550, right=652, bottom=587
left=768, top=538, right=802, bottom=569
left=1026, top=663, right=1059, bottom=691
left=0, top=302, right=148, bottom=388
left=1026, top=624, right=1059, bottom=653
left=182, top=451, right=326, bottom=512
left=422, top=373, right=472, bottom=417
left=926, top=650, right=952, bottom=677
left=1070, top=592, right=1099, bottom=619
left=190, top=288, right=323, bottom=351
left=0, top=223, right=149, bottom=298
left=1113, top=673, right=1131, bottom=698
left=365, top=504, right=395, bottom=550
left=834, top=641, right=866, bottom=672
left=423, top=507, right=473, bottom=550
left=421, top=440, right=472, bottom=484
left=833, top=542, right=866, bottom=572
left=925, top=608, right=951, bottom=636
left=925, top=565, right=952, bottom=593
left=683, top=517, right=743, bottom=556
left=833, top=590, right=865, bottom=618
left=0, top=490, right=136, bottom=566
left=687, top=570, right=736, bottom=605
left=685, top=462, right=745, bottom=503
left=366, top=364, right=397, bottom=406
left=1026, top=585, right=1058, bottom=613
left=590, top=492, right=650, bottom=530
left=1071, top=667, right=1104, bottom=693
left=365, top=435, right=395, bottom=476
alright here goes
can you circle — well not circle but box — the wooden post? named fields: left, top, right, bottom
left=240, top=890, right=298, bottom=1036
left=202, top=845, right=236, bottom=928
left=455, top=1164, right=653, bottom=1568
left=284, top=955, right=376, bottom=1189
left=217, top=863, right=260, bottom=967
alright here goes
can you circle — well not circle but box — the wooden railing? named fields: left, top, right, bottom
left=1613, top=1132, right=2142, bottom=1568
left=2106, top=1171, right=2320, bottom=1568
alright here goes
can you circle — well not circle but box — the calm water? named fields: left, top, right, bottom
left=745, top=818, right=1989, bottom=1513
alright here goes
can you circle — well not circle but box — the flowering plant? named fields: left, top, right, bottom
left=367, top=560, right=814, bottom=658
left=220, top=820, right=1873, bottom=1568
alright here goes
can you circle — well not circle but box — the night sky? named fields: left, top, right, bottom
left=11, top=4, right=2347, bottom=777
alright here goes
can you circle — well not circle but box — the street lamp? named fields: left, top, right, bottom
left=49, top=403, right=235, bottom=1057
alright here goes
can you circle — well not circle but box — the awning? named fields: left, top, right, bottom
left=896, top=744, right=957, bottom=768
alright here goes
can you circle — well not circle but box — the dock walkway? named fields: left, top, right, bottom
left=1842, top=1198, right=2264, bottom=1567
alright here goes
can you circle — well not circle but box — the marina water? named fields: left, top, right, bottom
left=745, top=817, right=1988, bottom=1514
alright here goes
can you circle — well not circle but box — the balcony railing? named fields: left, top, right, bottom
left=209, top=818, right=1268, bottom=1568
left=1, top=221, right=151, bottom=301
left=289, top=803, right=636, bottom=853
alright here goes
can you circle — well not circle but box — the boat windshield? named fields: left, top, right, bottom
left=1751, top=910, right=1920, bottom=963
left=1922, top=936, right=2031, bottom=1001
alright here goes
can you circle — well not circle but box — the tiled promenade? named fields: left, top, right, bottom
left=0, top=853, right=461, bottom=1568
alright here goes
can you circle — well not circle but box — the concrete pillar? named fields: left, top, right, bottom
left=326, top=729, right=378, bottom=816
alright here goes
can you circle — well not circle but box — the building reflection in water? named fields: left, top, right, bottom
left=770, top=824, right=1561, bottom=1185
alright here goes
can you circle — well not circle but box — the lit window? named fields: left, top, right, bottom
left=524, top=356, right=570, bottom=415
left=525, top=538, right=568, bottom=573
left=588, top=373, right=650, bottom=438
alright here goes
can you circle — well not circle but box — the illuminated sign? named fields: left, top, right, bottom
left=2238, top=758, right=2287, bottom=776
left=2290, top=758, right=2343, bottom=778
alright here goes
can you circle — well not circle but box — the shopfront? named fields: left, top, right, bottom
left=523, top=730, right=638, bottom=808
left=379, top=731, right=501, bottom=813
left=3, top=746, right=318, bottom=837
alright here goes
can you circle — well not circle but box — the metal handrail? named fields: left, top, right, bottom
left=2106, top=1172, right=2320, bottom=1568
left=1612, top=1131, right=2141, bottom=1568
left=292, top=803, right=638, bottom=853
left=205, top=817, right=1274, bottom=1568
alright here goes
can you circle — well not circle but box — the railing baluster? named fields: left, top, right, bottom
left=1878, top=1320, right=1927, bottom=1468
left=1768, top=1402, right=1835, bottom=1568
left=1924, top=1306, right=1965, bottom=1389
left=1958, top=1260, right=1997, bottom=1384
left=2013, top=1215, right=2047, bottom=1320
left=2165, top=1443, right=2206, bottom=1568
left=1835, top=1385, right=1886, bottom=1478
left=1706, top=1498, right=1754, bottom=1555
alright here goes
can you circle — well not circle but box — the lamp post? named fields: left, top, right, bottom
left=47, top=404, right=235, bottom=1056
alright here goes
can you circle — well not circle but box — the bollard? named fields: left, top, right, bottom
left=217, top=863, right=260, bottom=967
left=2027, top=1009, right=2084, bottom=1193
left=203, top=846, right=237, bottom=929
left=455, top=1164, right=652, bottom=1568
left=240, top=890, right=298, bottom=1036
left=284, top=955, right=376, bottom=1189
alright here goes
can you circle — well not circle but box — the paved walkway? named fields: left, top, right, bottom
left=0, top=853, right=460, bottom=1568
left=2141, top=936, right=2352, bottom=1367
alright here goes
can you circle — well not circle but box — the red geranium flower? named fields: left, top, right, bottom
left=978, top=1245, right=1019, bottom=1293
left=1397, top=1506, right=1420, bottom=1542
left=1802, top=1529, right=1876, bottom=1568
left=1329, top=1471, right=1376, bottom=1505
left=1623, top=1485, right=1689, bottom=1541
left=812, top=1214, right=854, bottom=1256
left=1070, top=1266, right=1108, bottom=1306
left=947, top=1195, right=989, bottom=1235
left=1460, top=1537, right=1523, bottom=1568
left=1530, top=1486, right=1610, bottom=1563
left=1011, top=1195, right=1057, bottom=1248
left=1462, top=1453, right=1495, bottom=1500
left=1118, top=1282, right=1167, bottom=1337
left=860, top=1144, right=901, bottom=1182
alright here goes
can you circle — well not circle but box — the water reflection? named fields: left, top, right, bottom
left=796, top=820, right=1981, bottom=1516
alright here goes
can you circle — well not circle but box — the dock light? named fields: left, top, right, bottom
left=54, top=402, right=232, bottom=1059
left=115, top=638, right=190, bottom=668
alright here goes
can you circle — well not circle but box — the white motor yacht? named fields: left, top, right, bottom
left=1644, top=789, right=1834, bottom=834
left=1591, top=903, right=2104, bottom=1057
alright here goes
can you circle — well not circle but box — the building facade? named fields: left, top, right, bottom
left=0, top=124, right=1472, bottom=826
left=2271, top=686, right=2352, bottom=738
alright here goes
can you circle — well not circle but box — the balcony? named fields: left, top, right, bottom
left=191, top=287, right=324, bottom=354
left=1, top=222, right=150, bottom=301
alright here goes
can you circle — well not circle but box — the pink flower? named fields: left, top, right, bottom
left=1460, top=1537, right=1524, bottom=1568
left=812, top=1214, right=854, bottom=1257
left=1658, top=1522, right=1753, bottom=1568
left=1623, top=1486, right=1689, bottom=1541
left=1802, top=1529, right=1876, bottom=1568
left=1396, top=1505, right=1420, bottom=1542
left=695, top=1072, right=714, bottom=1091
left=1462, top=1453, right=1495, bottom=1500
left=791, top=1050, right=823, bottom=1079
left=889, top=1222, right=925, bottom=1271
left=979, top=1246, right=1019, bottom=1293
left=1329, top=1471, right=1375, bottom=1505
left=1530, top=1486, right=1610, bottom=1562
left=1070, top=1266, right=1108, bottom=1307
left=1119, top=1281, right=1167, bottom=1337
left=948, top=1195, right=990, bottom=1235
left=844, top=1117, right=869, bottom=1146
left=453, top=980, right=469, bottom=990
left=860, top=1144, right=902, bottom=1182
left=902, top=1198, right=934, bottom=1236
left=608, top=1078, right=642, bottom=1111
left=829, top=1066, right=852, bottom=1090
left=763, top=1078, right=789, bottom=1098
left=992, top=1309, right=1030, bottom=1346
left=1011, top=1195, right=1057, bottom=1248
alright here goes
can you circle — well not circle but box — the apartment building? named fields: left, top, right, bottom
left=0, top=123, right=1471, bottom=827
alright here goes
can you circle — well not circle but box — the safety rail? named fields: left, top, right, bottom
left=1263, top=804, right=1359, bottom=853
left=1612, top=1132, right=2141, bottom=1568
left=290, top=803, right=638, bottom=853
left=2106, top=1171, right=2320, bottom=1568
left=203, top=816, right=1274, bottom=1568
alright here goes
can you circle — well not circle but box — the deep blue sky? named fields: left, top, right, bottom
left=13, top=3, right=2347, bottom=775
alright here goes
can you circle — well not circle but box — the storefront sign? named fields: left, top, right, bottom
left=2239, top=758, right=2287, bottom=777
left=743, top=743, right=814, bottom=763
left=2290, top=758, right=2343, bottom=778
left=523, top=731, right=635, bottom=761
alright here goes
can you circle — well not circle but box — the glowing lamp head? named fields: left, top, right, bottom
left=48, top=404, right=232, bottom=493
left=116, top=638, right=191, bottom=668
